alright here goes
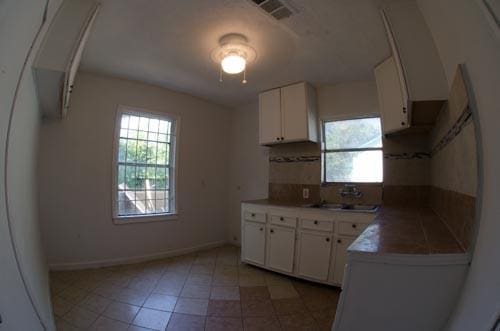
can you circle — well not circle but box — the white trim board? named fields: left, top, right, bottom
left=49, top=240, right=228, bottom=270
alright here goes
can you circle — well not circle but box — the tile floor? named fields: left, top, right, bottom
left=51, top=245, right=340, bottom=330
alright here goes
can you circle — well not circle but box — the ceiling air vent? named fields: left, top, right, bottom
left=248, top=0, right=295, bottom=20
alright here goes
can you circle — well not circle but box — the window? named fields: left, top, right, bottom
left=113, top=107, right=178, bottom=222
left=322, top=117, right=383, bottom=183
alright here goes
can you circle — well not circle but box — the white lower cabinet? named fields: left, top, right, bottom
left=297, top=231, right=332, bottom=281
left=267, top=225, right=296, bottom=273
left=241, top=203, right=375, bottom=286
left=242, top=221, right=266, bottom=265
left=331, top=235, right=356, bottom=285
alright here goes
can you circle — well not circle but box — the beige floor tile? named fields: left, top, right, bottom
left=93, top=283, right=122, bottom=299
left=312, top=308, right=337, bottom=331
left=302, top=295, right=338, bottom=312
left=127, top=325, right=151, bottom=331
left=181, top=284, right=211, bottom=299
left=79, top=293, right=112, bottom=313
left=238, top=274, right=266, bottom=287
left=278, top=312, right=319, bottom=331
left=239, top=286, right=270, bottom=302
left=166, top=313, right=206, bottom=331
left=52, top=295, right=75, bottom=317
left=154, top=278, right=184, bottom=296
left=272, top=298, right=308, bottom=315
left=210, top=286, right=240, bottom=300
left=127, top=276, right=158, bottom=293
left=55, top=317, right=79, bottom=331
left=185, top=273, right=213, bottom=286
left=132, top=307, right=172, bottom=330
left=59, top=286, right=88, bottom=304
left=264, top=273, right=292, bottom=286
left=205, top=316, right=243, bottom=331
left=173, top=298, right=209, bottom=316
left=89, top=316, right=129, bottom=331
left=62, top=306, right=98, bottom=329
left=103, top=301, right=140, bottom=323
left=114, top=288, right=148, bottom=306
left=268, top=284, right=299, bottom=299
left=243, top=316, right=282, bottom=331
left=190, top=263, right=215, bottom=275
left=143, top=293, right=177, bottom=311
left=73, top=276, right=103, bottom=291
left=241, top=299, right=275, bottom=317
left=207, top=300, right=241, bottom=317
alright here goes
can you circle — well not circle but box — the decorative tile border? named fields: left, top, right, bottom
left=269, top=156, right=321, bottom=163
left=384, top=152, right=431, bottom=160
left=431, top=105, right=472, bottom=155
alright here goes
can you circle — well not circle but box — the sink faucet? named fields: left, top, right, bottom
left=339, top=184, right=363, bottom=198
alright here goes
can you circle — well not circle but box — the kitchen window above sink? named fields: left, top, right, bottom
left=321, top=117, right=383, bottom=183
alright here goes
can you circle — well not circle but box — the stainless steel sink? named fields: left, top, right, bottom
left=301, top=203, right=379, bottom=213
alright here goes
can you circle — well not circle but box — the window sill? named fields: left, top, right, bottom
left=113, top=213, right=178, bottom=225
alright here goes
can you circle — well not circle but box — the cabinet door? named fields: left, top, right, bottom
left=259, top=89, right=282, bottom=145
left=267, top=226, right=296, bottom=273
left=374, top=56, right=408, bottom=134
left=242, top=221, right=266, bottom=265
left=332, top=236, right=356, bottom=285
left=297, top=231, right=332, bottom=281
left=281, top=83, right=308, bottom=142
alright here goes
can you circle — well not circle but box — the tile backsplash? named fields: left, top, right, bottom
left=266, top=66, right=478, bottom=252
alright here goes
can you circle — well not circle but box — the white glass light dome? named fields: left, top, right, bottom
left=221, top=53, right=246, bottom=74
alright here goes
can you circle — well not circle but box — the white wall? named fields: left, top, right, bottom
left=0, top=0, right=62, bottom=330
left=227, top=103, right=269, bottom=245
left=417, top=0, right=500, bottom=329
left=317, top=81, right=380, bottom=119
left=39, top=72, right=231, bottom=267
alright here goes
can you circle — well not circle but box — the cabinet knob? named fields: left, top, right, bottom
left=251, top=213, right=255, bottom=217
left=314, top=220, right=318, bottom=225
left=276, top=137, right=280, bottom=141
left=352, top=224, right=357, bottom=228
left=270, top=229, right=274, bottom=233
left=280, top=217, right=284, bottom=221
left=337, top=239, right=342, bottom=244
left=259, top=227, right=263, bottom=231
left=326, top=237, right=330, bottom=242
left=401, top=121, right=406, bottom=126
left=281, top=137, right=284, bottom=140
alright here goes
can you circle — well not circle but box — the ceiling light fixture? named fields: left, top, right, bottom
left=211, top=33, right=257, bottom=84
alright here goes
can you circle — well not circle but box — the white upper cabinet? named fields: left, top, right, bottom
left=33, top=0, right=100, bottom=119
left=375, top=56, right=408, bottom=133
left=259, top=89, right=282, bottom=145
left=259, top=82, right=318, bottom=145
left=376, top=1, right=447, bottom=135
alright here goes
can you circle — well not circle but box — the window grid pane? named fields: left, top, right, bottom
left=322, top=117, right=383, bottom=183
left=116, top=112, right=174, bottom=217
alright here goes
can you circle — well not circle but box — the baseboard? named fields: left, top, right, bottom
left=49, top=240, right=228, bottom=270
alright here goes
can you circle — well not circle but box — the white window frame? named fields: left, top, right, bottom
left=321, top=114, right=383, bottom=184
left=112, top=105, right=180, bottom=224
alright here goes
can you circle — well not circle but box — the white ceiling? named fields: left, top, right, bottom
left=81, top=0, right=392, bottom=107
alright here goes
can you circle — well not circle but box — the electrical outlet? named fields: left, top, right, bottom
left=303, top=188, right=309, bottom=199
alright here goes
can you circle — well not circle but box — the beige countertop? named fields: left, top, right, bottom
left=242, top=199, right=465, bottom=256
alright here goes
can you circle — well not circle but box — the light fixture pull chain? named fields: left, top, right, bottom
left=242, top=69, right=247, bottom=84
left=219, top=66, right=223, bottom=82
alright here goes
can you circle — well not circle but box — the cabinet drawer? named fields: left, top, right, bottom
left=338, top=221, right=368, bottom=236
left=243, top=211, right=266, bottom=223
left=270, top=214, right=296, bottom=228
left=300, top=218, right=334, bottom=232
